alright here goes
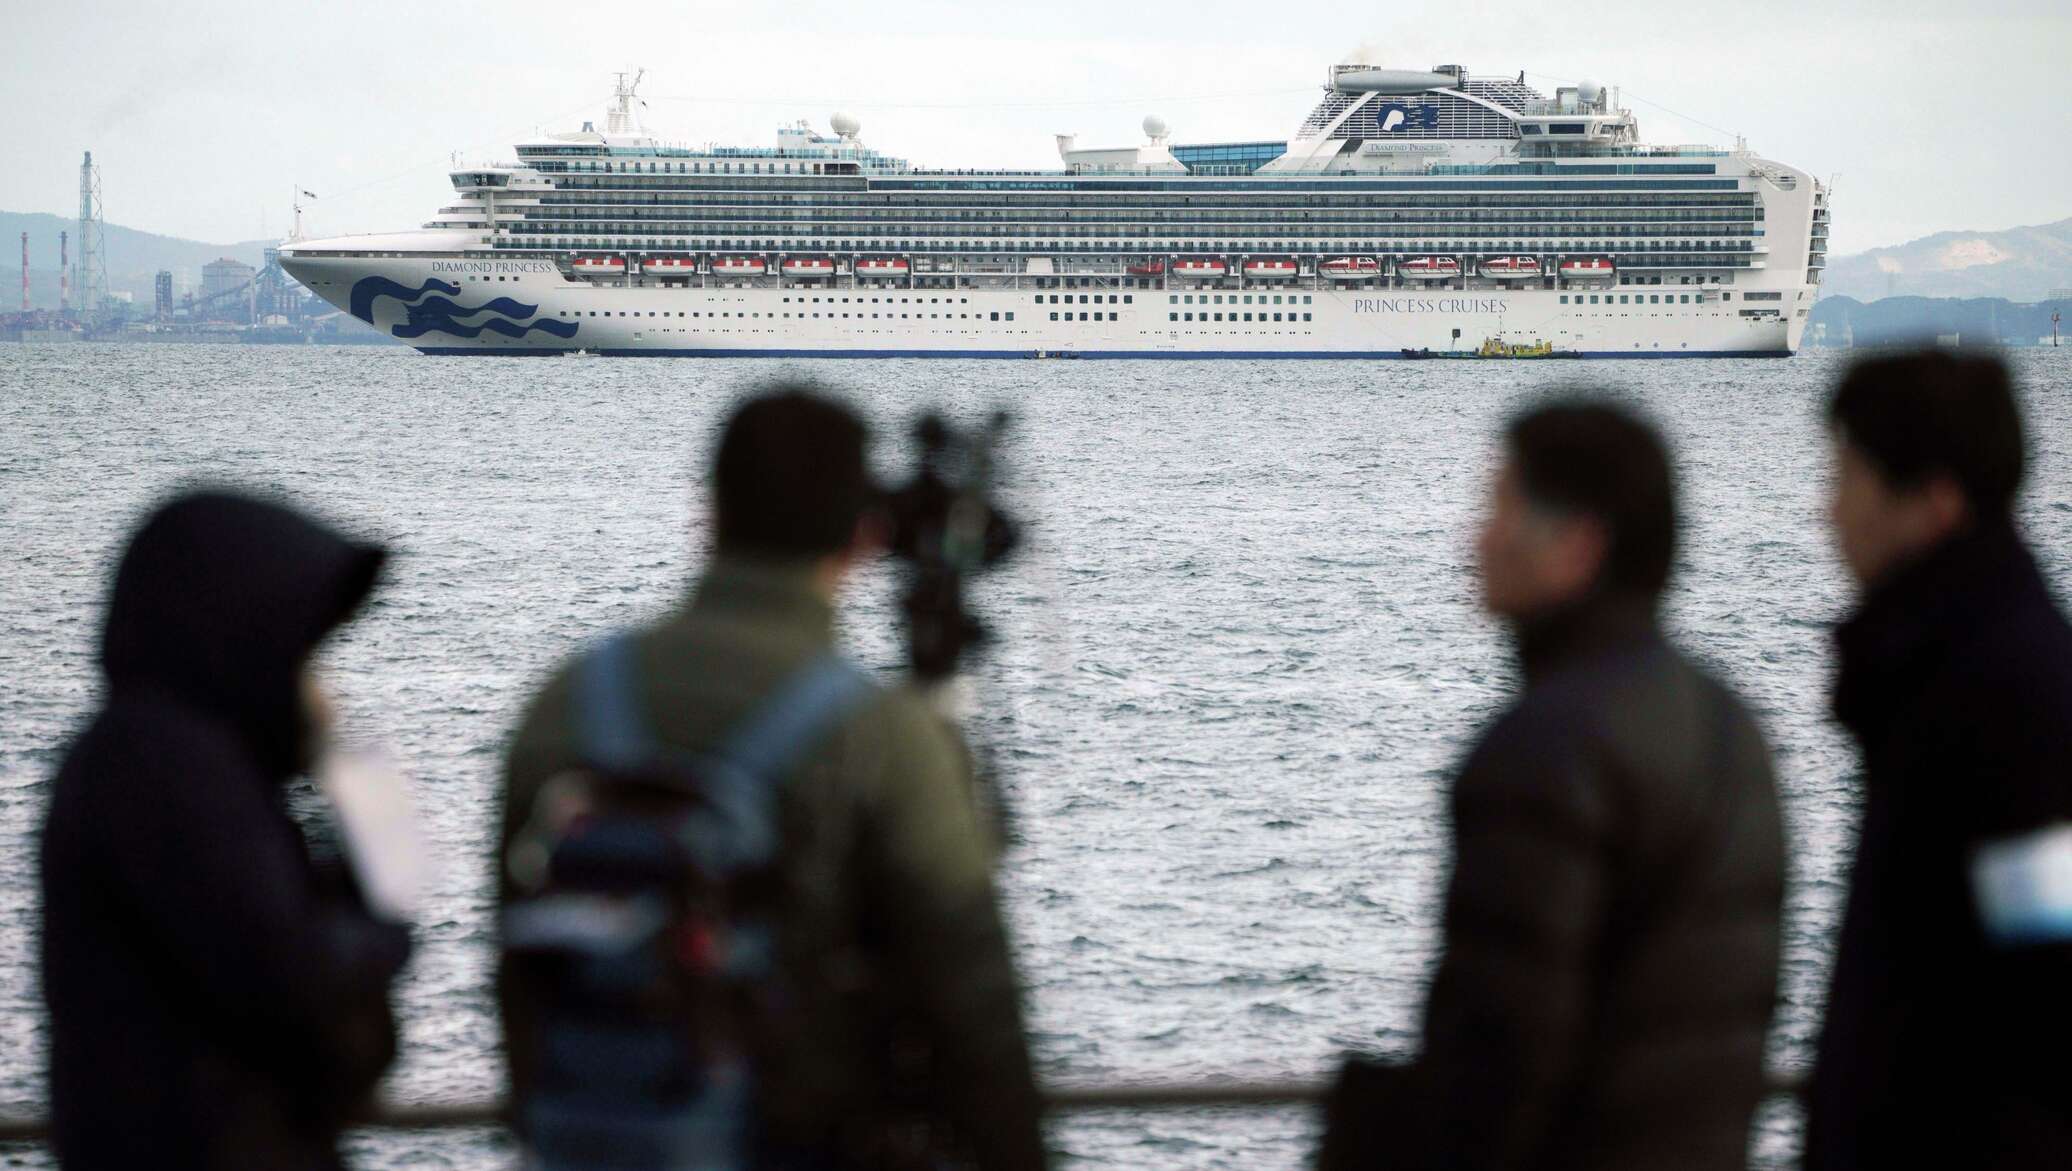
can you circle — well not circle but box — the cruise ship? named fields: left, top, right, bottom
left=279, top=64, right=1829, bottom=358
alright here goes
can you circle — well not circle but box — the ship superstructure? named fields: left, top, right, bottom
left=280, top=65, right=1828, bottom=357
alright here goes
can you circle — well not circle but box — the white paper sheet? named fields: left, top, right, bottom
left=318, top=748, right=432, bottom=923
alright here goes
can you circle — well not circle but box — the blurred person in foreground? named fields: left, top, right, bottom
left=39, top=491, right=411, bottom=1171
left=1318, top=402, right=1785, bottom=1171
left=1807, top=351, right=2072, bottom=1168
left=497, top=386, right=1045, bottom=1171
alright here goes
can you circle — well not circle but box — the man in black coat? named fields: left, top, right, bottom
left=40, top=491, right=412, bottom=1171
left=1807, top=351, right=2072, bottom=1168
left=1320, top=403, right=1785, bottom=1171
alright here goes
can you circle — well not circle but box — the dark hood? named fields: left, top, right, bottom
left=100, top=491, right=386, bottom=778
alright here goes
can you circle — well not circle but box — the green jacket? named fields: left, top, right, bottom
left=497, top=557, right=1045, bottom=1171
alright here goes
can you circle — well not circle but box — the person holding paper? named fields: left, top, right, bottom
left=39, top=491, right=412, bottom=1171
left=1809, top=351, right=2072, bottom=1169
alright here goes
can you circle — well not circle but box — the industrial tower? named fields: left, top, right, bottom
left=76, top=151, right=108, bottom=317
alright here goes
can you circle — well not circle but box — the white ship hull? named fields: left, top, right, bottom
left=281, top=252, right=1802, bottom=358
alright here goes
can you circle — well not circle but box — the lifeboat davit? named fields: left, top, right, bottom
left=1172, top=259, right=1228, bottom=280
left=1479, top=256, right=1542, bottom=279
left=1320, top=256, right=1383, bottom=279
left=856, top=258, right=910, bottom=278
left=781, top=257, right=837, bottom=278
left=710, top=257, right=766, bottom=276
left=1242, top=259, right=1299, bottom=280
left=1559, top=256, right=1617, bottom=279
left=1127, top=259, right=1166, bottom=276
left=641, top=257, right=697, bottom=276
left=1399, top=256, right=1462, bottom=280
left=571, top=256, right=626, bottom=276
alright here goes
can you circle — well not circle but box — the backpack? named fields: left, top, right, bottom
left=502, top=633, right=871, bottom=1171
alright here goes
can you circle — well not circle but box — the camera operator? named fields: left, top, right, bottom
left=496, top=384, right=1045, bottom=1171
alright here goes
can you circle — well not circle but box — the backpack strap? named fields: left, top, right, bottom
left=693, top=655, right=873, bottom=871
left=567, top=633, right=874, bottom=871
left=572, top=631, right=656, bottom=773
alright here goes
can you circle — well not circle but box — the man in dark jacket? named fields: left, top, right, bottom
left=40, top=491, right=412, bottom=1171
left=1321, top=402, right=1785, bottom=1171
left=499, top=387, right=1046, bottom=1171
left=1806, top=351, right=2072, bottom=1168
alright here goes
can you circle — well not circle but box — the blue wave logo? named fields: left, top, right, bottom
left=349, top=276, right=579, bottom=341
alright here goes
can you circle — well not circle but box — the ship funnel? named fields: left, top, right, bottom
left=1330, top=67, right=1457, bottom=93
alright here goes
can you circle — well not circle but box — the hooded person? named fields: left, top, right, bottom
left=39, top=490, right=412, bottom=1171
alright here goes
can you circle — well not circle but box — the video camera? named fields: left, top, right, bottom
left=881, top=411, right=1019, bottom=682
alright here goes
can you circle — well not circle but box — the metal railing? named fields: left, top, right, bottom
left=0, top=1071, right=1807, bottom=1145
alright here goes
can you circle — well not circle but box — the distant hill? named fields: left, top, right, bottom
left=1808, top=294, right=2070, bottom=349
left=1823, top=217, right=2072, bottom=303
left=0, top=210, right=275, bottom=310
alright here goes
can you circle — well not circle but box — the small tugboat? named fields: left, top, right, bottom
left=1402, top=337, right=1576, bottom=359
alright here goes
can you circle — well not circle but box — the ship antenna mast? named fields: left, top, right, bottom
left=608, top=68, right=646, bottom=134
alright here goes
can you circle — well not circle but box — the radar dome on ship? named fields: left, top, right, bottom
left=1142, top=114, right=1169, bottom=140
left=1577, top=79, right=1603, bottom=103
left=831, top=111, right=861, bottom=138
left=1332, top=68, right=1457, bottom=93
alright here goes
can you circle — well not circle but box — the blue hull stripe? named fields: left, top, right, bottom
left=414, top=346, right=1794, bottom=360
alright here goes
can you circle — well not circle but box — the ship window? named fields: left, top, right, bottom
left=990, top=312, right=999, bottom=321
left=1049, top=312, right=1058, bottom=321
left=1124, top=295, right=1133, bottom=304
left=1304, top=296, right=1313, bottom=304
left=1184, top=313, right=1194, bottom=321
left=1274, top=296, right=1284, bottom=304
left=1590, top=295, right=1600, bottom=304
left=1168, top=295, right=1176, bottom=303
left=1213, top=313, right=1223, bottom=322
left=1303, top=313, right=1312, bottom=322
left=1243, top=313, right=1253, bottom=322
left=1170, top=313, right=1178, bottom=322
left=1650, top=295, right=1660, bottom=304
left=1558, top=296, right=1568, bottom=305
left=1109, top=313, right=1118, bottom=321
left=1274, top=313, right=1283, bottom=321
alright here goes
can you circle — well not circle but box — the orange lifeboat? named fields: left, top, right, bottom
left=641, top=257, right=697, bottom=277
left=856, top=258, right=910, bottom=279
left=571, top=256, right=626, bottom=276
left=1320, top=256, right=1383, bottom=280
left=781, top=257, right=836, bottom=278
left=1242, top=259, right=1299, bottom=280
left=1558, top=256, right=1617, bottom=279
left=1172, top=258, right=1228, bottom=280
left=1479, top=256, right=1542, bottom=279
left=1399, top=255, right=1462, bottom=281
left=710, top=257, right=766, bottom=277
left=1127, top=259, right=1167, bottom=276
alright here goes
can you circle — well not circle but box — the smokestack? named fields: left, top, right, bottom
left=60, top=230, right=70, bottom=313
left=19, top=232, right=27, bottom=312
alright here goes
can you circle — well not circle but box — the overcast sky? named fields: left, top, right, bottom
left=4, top=0, right=2065, bottom=255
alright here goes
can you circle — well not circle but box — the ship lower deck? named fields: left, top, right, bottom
left=283, top=254, right=1809, bottom=358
